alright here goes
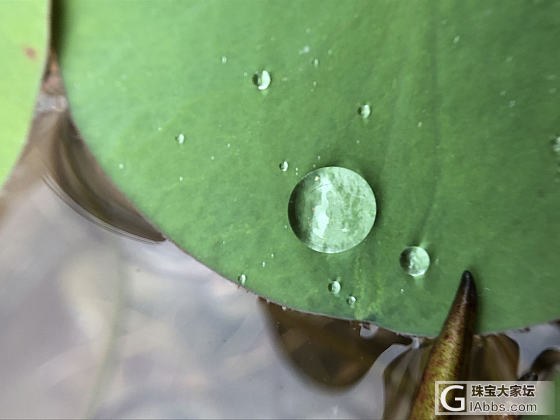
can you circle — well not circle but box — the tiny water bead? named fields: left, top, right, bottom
left=279, top=161, right=289, bottom=172
left=253, top=70, right=271, bottom=90
left=358, top=104, right=371, bottom=119
left=328, top=280, right=341, bottom=295
left=347, top=295, right=357, bottom=307
left=288, top=167, right=377, bottom=253
left=176, top=133, right=185, bottom=144
left=312, top=58, right=319, bottom=68
left=221, top=56, right=227, bottom=64
left=238, top=274, right=247, bottom=285
left=399, top=246, right=430, bottom=277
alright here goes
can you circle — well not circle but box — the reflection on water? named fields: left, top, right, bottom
left=0, top=60, right=558, bottom=419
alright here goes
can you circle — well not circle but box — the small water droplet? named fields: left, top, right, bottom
left=238, top=274, right=246, bottom=285
left=243, top=71, right=248, bottom=77
left=279, top=161, right=289, bottom=172
left=327, top=49, right=333, bottom=55
left=281, top=305, right=287, bottom=311
left=312, top=58, right=319, bottom=68
left=328, top=280, right=341, bottom=295
left=347, top=295, right=357, bottom=306
left=270, top=253, right=275, bottom=258
left=312, top=81, right=318, bottom=87
left=253, top=70, right=271, bottom=90
left=317, top=155, right=321, bottom=161
left=453, top=35, right=460, bottom=43
left=284, top=224, right=288, bottom=229
left=118, top=163, right=124, bottom=169
left=500, top=90, right=507, bottom=96
left=288, top=167, right=377, bottom=253
left=400, top=246, right=430, bottom=277
left=312, top=164, right=316, bottom=168
left=179, top=176, right=184, bottom=182
left=226, top=143, right=231, bottom=148
left=210, top=155, right=215, bottom=160
left=356, top=139, right=361, bottom=144
left=221, top=56, right=227, bottom=64
left=358, top=104, right=371, bottom=119
left=552, top=136, right=560, bottom=154
left=305, top=27, right=311, bottom=34
left=176, top=133, right=185, bottom=144
left=508, top=100, right=516, bottom=107
left=417, top=121, right=423, bottom=128
left=359, top=324, right=377, bottom=338
left=299, top=45, right=310, bottom=54
left=261, top=261, right=266, bottom=268
left=400, top=288, right=405, bottom=294
left=157, top=126, right=162, bottom=131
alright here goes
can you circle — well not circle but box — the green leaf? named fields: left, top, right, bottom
left=0, top=0, right=49, bottom=185
left=56, top=0, right=560, bottom=336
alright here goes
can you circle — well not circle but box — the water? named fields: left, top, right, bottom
left=0, top=56, right=558, bottom=420
left=347, top=295, right=357, bottom=307
left=312, top=58, right=319, bottom=68
left=238, top=273, right=247, bottom=285
left=358, top=104, right=371, bottom=119
left=328, top=279, right=341, bottom=295
left=400, top=246, right=431, bottom=277
left=279, top=161, right=289, bottom=172
left=221, top=56, right=227, bottom=64
left=253, top=70, right=271, bottom=90
left=176, top=133, right=185, bottom=144
left=288, top=167, right=377, bottom=253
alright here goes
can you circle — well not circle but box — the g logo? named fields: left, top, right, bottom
left=440, top=384, right=466, bottom=412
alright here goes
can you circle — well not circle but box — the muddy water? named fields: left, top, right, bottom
left=0, top=63, right=557, bottom=419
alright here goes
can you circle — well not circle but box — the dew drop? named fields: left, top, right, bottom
left=238, top=274, right=246, bottom=285
left=312, top=81, right=318, bottom=87
left=210, top=155, right=215, bottom=161
left=288, top=167, right=377, bottom=253
left=261, top=261, right=266, bottom=268
left=328, top=279, right=341, bottom=295
left=400, top=246, right=430, bottom=277
left=358, top=104, right=371, bottom=119
left=508, top=100, right=516, bottom=108
left=226, top=143, right=231, bottom=148
left=327, top=49, right=333, bottom=55
left=270, top=253, right=275, bottom=258
left=176, top=133, right=185, bottom=144
left=253, top=70, right=271, bottom=90
left=360, top=324, right=377, bottom=338
left=299, top=45, right=310, bottom=54
left=347, top=295, right=357, bottom=306
left=179, top=176, right=184, bottom=182
left=312, top=58, right=319, bottom=68
left=221, top=56, right=227, bottom=64
left=400, top=288, right=405, bottom=294
left=453, top=35, right=460, bottom=43
left=279, top=161, right=289, bottom=172
left=118, top=163, right=124, bottom=170
left=417, top=121, right=423, bottom=128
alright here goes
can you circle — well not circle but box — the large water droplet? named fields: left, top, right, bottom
left=400, top=246, right=430, bottom=277
left=176, top=133, right=185, bottom=144
left=238, top=274, right=246, bottom=285
left=288, top=167, right=377, bottom=253
left=279, top=161, right=289, bottom=172
left=328, top=279, right=341, bottom=295
left=358, top=104, right=371, bottom=119
left=253, top=70, right=271, bottom=90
